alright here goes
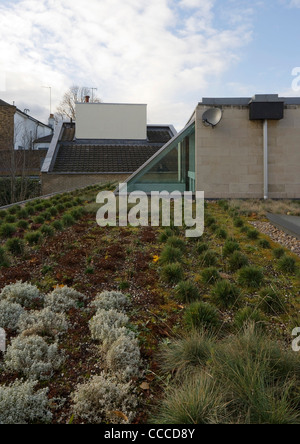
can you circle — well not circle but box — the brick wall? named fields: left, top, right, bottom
left=0, top=150, right=47, bottom=176
left=0, top=103, right=16, bottom=150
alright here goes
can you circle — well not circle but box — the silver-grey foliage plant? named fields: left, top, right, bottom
left=0, top=379, right=52, bottom=424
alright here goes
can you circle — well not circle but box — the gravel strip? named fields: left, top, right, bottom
left=250, top=221, right=300, bottom=257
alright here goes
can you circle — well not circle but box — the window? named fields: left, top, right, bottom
left=126, top=122, right=196, bottom=193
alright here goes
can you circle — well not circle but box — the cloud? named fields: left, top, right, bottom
left=0, top=0, right=254, bottom=129
left=287, top=0, right=300, bottom=6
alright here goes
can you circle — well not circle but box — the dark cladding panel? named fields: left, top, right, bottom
left=249, top=101, right=284, bottom=120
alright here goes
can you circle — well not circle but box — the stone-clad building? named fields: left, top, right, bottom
left=125, top=95, right=300, bottom=199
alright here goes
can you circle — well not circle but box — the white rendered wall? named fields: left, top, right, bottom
left=14, top=112, right=52, bottom=150
left=75, top=103, right=147, bottom=140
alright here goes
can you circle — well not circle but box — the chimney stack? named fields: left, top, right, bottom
left=48, top=113, right=55, bottom=129
left=85, top=96, right=90, bottom=103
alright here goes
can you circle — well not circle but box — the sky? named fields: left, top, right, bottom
left=0, top=0, right=300, bottom=130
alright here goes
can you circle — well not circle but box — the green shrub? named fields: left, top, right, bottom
left=51, top=220, right=63, bottom=231
left=17, top=208, right=28, bottom=219
left=151, top=373, right=226, bottom=424
left=26, top=206, right=35, bottom=216
left=258, top=239, right=271, bottom=249
left=119, top=281, right=130, bottom=291
left=41, top=211, right=52, bottom=221
left=273, top=247, right=285, bottom=259
left=200, top=250, right=218, bottom=267
left=233, top=217, right=244, bottom=228
left=0, top=247, right=10, bottom=267
left=228, top=251, right=249, bottom=271
left=40, top=225, right=54, bottom=237
left=211, top=280, right=241, bottom=309
left=70, top=208, right=84, bottom=221
left=158, top=331, right=215, bottom=376
left=201, top=267, right=221, bottom=285
left=247, top=229, right=260, bottom=240
left=240, top=226, right=250, bottom=234
left=159, top=228, right=174, bottom=243
left=184, top=301, right=221, bottom=332
left=34, top=204, right=45, bottom=212
left=62, top=213, right=75, bottom=227
left=41, top=265, right=53, bottom=276
left=5, top=238, right=25, bottom=256
left=0, top=210, right=7, bottom=219
left=166, top=236, right=186, bottom=251
left=175, top=280, right=200, bottom=303
left=223, top=240, right=240, bottom=257
left=259, top=288, right=286, bottom=315
left=8, top=205, right=20, bottom=215
left=238, top=266, right=264, bottom=289
left=205, top=215, right=216, bottom=227
left=160, top=245, right=183, bottom=264
left=234, top=307, right=265, bottom=331
left=278, top=256, right=297, bottom=274
left=56, top=204, right=65, bottom=213
left=25, top=231, right=43, bottom=246
left=218, top=200, right=229, bottom=210
left=0, top=223, right=17, bottom=238
left=216, top=228, right=228, bottom=240
left=33, top=215, right=45, bottom=225
left=17, top=219, right=29, bottom=230
left=161, top=263, right=184, bottom=284
left=211, top=325, right=300, bottom=423
left=195, top=242, right=209, bottom=255
left=5, top=214, right=16, bottom=223
left=49, top=207, right=58, bottom=217
left=210, top=223, right=218, bottom=233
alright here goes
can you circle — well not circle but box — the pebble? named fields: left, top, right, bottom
left=250, top=221, right=300, bottom=257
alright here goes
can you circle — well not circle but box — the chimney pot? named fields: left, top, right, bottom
left=85, top=96, right=90, bottom=103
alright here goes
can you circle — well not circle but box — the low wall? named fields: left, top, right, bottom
left=0, top=150, right=47, bottom=176
left=41, top=173, right=129, bottom=195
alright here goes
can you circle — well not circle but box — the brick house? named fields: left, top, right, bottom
left=0, top=99, right=53, bottom=176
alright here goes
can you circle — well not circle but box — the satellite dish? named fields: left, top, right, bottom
left=202, top=108, right=223, bottom=128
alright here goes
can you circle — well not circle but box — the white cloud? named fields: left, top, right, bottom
left=0, top=0, right=253, bottom=129
left=287, top=0, right=300, bottom=6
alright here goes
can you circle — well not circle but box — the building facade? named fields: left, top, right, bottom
left=41, top=102, right=176, bottom=194
left=125, top=95, right=300, bottom=199
left=0, top=100, right=53, bottom=151
left=0, top=100, right=53, bottom=176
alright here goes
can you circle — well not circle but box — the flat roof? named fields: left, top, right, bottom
left=200, top=96, right=300, bottom=106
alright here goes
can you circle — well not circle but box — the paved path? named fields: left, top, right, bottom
left=267, top=213, right=300, bottom=241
